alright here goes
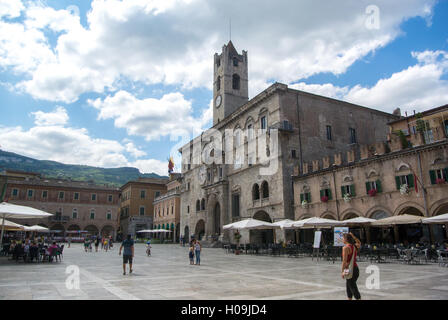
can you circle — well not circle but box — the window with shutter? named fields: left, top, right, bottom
left=429, top=170, right=437, bottom=185
left=349, top=185, right=356, bottom=196
left=395, top=176, right=401, bottom=190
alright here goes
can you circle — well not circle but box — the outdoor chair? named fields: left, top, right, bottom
left=436, top=250, right=448, bottom=267
left=28, top=246, right=39, bottom=262
left=49, top=248, right=60, bottom=262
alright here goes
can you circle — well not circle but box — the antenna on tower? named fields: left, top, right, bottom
left=229, top=18, right=232, bottom=41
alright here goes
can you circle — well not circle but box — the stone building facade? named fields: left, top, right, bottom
left=153, top=174, right=181, bottom=242
left=1, top=171, right=120, bottom=239
left=179, top=42, right=399, bottom=245
left=119, top=177, right=167, bottom=239
left=293, top=107, right=448, bottom=244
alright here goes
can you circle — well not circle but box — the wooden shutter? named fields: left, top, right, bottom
left=366, top=182, right=371, bottom=194
left=300, top=194, right=304, bottom=203
left=350, top=184, right=356, bottom=196
left=328, top=189, right=332, bottom=200
left=307, top=193, right=312, bottom=202
left=341, top=186, right=345, bottom=197
left=320, top=190, right=324, bottom=198
left=395, top=176, right=401, bottom=190
left=429, top=170, right=437, bottom=185
left=408, top=174, right=415, bottom=188
left=376, top=180, right=382, bottom=193
left=444, top=168, right=448, bottom=182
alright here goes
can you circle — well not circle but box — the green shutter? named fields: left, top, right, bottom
left=328, top=189, right=332, bottom=200
left=429, top=170, right=437, bottom=185
left=341, top=186, right=345, bottom=197
left=376, top=180, right=382, bottom=193
left=366, top=182, right=371, bottom=194
left=300, top=194, right=304, bottom=203
left=395, top=176, right=401, bottom=190
left=307, top=193, right=312, bottom=202
left=320, top=190, right=324, bottom=198
left=444, top=168, right=448, bottom=182
left=408, top=174, right=414, bottom=188
left=350, top=184, right=356, bottom=197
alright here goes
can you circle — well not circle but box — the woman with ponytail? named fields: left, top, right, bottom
left=341, top=232, right=361, bottom=300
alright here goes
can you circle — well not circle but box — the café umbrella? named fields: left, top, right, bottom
left=224, top=218, right=281, bottom=244
left=23, top=225, right=50, bottom=232
left=272, top=219, right=296, bottom=230
left=422, top=213, right=448, bottom=224
left=339, top=217, right=376, bottom=226
left=0, top=202, right=53, bottom=245
left=293, top=217, right=342, bottom=229
left=370, top=214, right=423, bottom=226
left=0, top=218, right=25, bottom=231
left=223, top=218, right=280, bottom=230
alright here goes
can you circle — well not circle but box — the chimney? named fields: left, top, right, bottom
left=393, top=108, right=401, bottom=117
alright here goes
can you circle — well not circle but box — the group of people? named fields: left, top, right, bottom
left=83, top=235, right=113, bottom=252
left=2, top=239, right=62, bottom=262
left=188, top=239, right=202, bottom=266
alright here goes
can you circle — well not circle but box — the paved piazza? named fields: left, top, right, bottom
left=1, top=243, right=448, bottom=300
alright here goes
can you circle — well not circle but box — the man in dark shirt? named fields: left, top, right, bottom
left=119, top=234, right=134, bottom=275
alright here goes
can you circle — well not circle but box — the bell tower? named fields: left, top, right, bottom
left=213, top=41, right=249, bottom=125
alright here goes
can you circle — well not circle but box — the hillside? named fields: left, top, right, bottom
left=0, top=150, right=167, bottom=187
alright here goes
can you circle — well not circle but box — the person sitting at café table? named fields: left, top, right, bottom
left=48, top=242, right=59, bottom=262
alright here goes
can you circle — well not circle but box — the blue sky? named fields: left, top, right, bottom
left=0, top=0, right=447, bottom=176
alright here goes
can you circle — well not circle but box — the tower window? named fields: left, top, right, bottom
left=233, top=58, right=239, bottom=66
left=216, top=57, right=221, bottom=67
left=216, top=76, right=221, bottom=91
left=326, top=125, right=332, bottom=141
left=349, top=128, right=357, bottom=144
left=232, top=74, right=240, bottom=90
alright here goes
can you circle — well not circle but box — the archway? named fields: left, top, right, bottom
left=85, top=225, right=99, bottom=236
left=101, top=225, right=114, bottom=238
left=213, top=202, right=221, bottom=237
left=67, top=224, right=81, bottom=231
left=431, top=203, right=448, bottom=243
left=369, top=211, right=392, bottom=244
left=250, top=211, right=273, bottom=244
left=195, top=220, right=205, bottom=241
left=176, top=223, right=180, bottom=243
left=184, top=225, right=190, bottom=243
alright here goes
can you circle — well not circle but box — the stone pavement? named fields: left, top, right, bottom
left=0, top=243, right=447, bottom=300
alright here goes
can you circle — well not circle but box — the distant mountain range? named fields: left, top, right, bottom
left=0, top=150, right=167, bottom=187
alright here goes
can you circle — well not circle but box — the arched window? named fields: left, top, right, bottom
left=252, top=184, right=260, bottom=200
left=201, top=198, right=206, bottom=211
left=232, top=74, right=240, bottom=90
left=196, top=200, right=200, bottom=212
left=233, top=57, right=239, bottom=66
left=216, top=76, right=221, bottom=91
left=261, top=181, right=269, bottom=198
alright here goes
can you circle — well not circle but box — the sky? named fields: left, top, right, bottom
left=0, top=0, right=447, bottom=176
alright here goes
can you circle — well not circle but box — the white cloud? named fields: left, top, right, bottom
left=31, top=106, right=69, bottom=126
left=130, top=159, right=168, bottom=176
left=0, top=109, right=167, bottom=175
left=124, top=141, right=147, bottom=158
left=0, top=0, right=438, bottom=102
left=88, top=90, right=209, bottom=141
left=290, top=50, right=448, bottom=113
left=0, top=0, right=24, bottom=18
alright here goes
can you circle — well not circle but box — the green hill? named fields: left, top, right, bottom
left=0, top=150, right=168, bottom=187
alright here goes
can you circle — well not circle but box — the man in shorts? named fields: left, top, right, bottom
left=119, top=234, right=134, bottom=275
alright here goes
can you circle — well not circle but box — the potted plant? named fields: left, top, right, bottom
left=301, top=200, right=308, bottom=209
left=436, top=178, right=446, bottom=185
left=234, top=231, right=241, bottom=255
left=321, top=196, right=329, bottom=203
left=343, top=193, right=351, bottom=203
left=368, top=189, right=377, bottom=197
left=400, top=184, right=410, bottom=195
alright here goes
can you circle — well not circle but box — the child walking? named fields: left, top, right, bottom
left=189, top=245, right=195, bottom=265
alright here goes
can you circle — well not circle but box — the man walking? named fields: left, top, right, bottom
left=119, top=234, right=134, bottom=275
